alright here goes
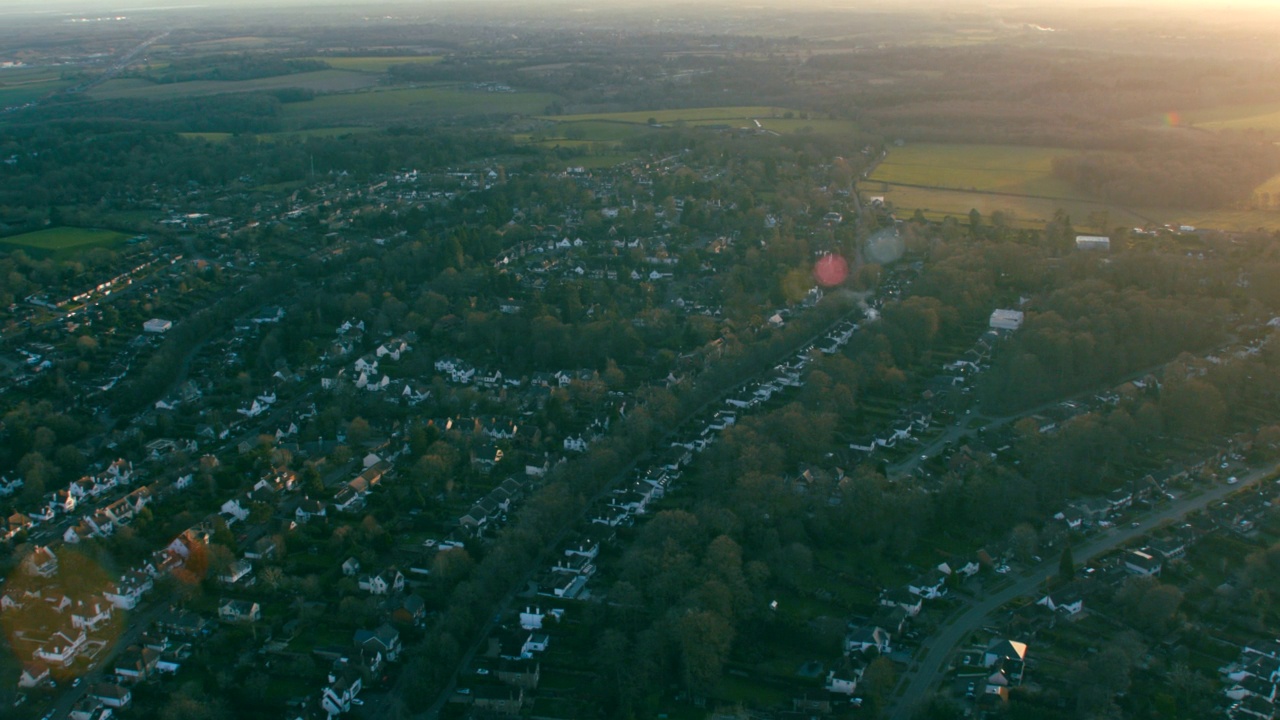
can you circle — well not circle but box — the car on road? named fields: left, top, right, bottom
left=457, top=688, right=471, bottom=695
left=1131, top=522, right=1140, bottom=528
left=1228, top=476, right=1239, bottom=484
left=476, top=668, right=489, bottom=675
left=965, top=681, right=976, bottom=698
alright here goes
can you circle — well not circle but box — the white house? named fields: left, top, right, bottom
left=989, top=309, right=1025, bottom=331
left=845, top=626, right=891, bottom=656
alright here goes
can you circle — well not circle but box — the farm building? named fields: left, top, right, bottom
left=1075, top=235, right=1110, bottom=251
left=143, top=318, right=173, bottom=334
left=989, top=309, right=1024, bottom=331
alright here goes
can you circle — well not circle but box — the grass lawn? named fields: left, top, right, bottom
left=308, top=56, right=443, bottom=72
left=0, top=227, right=130, bottom=256
left=89, top=69, right=380, bottom=100
left=716, top=673, right=794, bottom=706
left=281, top=84, right=560, bottom=127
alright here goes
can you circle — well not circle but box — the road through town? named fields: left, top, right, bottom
left=888, top=459, right=1279, bottom=720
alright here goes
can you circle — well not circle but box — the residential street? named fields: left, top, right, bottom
left=888, top=458, right=1279, bottom=720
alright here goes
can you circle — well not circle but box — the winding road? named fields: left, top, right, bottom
left=888, top=458, right=1278, bottom=720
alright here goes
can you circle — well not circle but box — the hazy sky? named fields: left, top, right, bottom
left=1, top=0, right=1278, bottom=16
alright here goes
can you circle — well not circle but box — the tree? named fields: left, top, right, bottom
left=673, top=608, right=734, bottom=694
left=1059, top=545, right=1075, bottom=581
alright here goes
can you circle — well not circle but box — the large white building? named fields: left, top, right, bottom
left=1075, top=235, right=1111, bottom=251
left=143, top=318, right=172, bottom=334
left=989, top=309, right=1025, bottom=331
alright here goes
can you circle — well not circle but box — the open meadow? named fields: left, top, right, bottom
left=544, top=106, right=804, bottom=125
left=307, top=56, right=443, bottom=72
left=866, top=143, right=1081, bottom=197
left=0, top=227, right=130, bottom=256
left=866, top=142, right=1280, bottom=231
left=0, top=65, right=73, bottom=106
left=280, top=84, right=559, bottom=127
left=89, top=70, right=380, bottom=101
left=1179, top=101, right=1280, bottom=132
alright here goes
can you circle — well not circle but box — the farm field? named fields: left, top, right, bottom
left=280, top=84, right=559, bottom=127
left=872, top=183, right=1151, bottom=230
left=88, top=69, right=379, bottom=100
left=1178, top=101, right=1280, bottom=131
left=545, top=106, right=803, bottom=125
left=0, top=66, right=73, bottom=106
left=866, top=143, right=1082, bottom=197
left=179, top=126, right=374, bottom=143
left=307, top=56, right=442, bottom=72
left=0, top=227, right=131, bottom=255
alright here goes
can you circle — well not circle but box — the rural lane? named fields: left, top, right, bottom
left=888, top=458, right=1279, bottom=720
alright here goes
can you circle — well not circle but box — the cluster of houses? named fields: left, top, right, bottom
left=1, top=460, right=142, bottom=543
left=1222, top=640, right=1280, bottom=720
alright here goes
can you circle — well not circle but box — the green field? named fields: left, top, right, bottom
left=867, top=143, right=1081, bottom=197
left=308, top=56, right=443, bottom=72
left=545, top=106, right=803, bottom=125
left=280, top=84, right=559, bottom=127
left=180, top=126, right=374, bottom=143
left=89, top=69, right=380, bottom=100
left=0, top=66, right=73, bottom=106
left=0, top=227, right=130, bottom=255
left=864, top=142, right=1280, bottom=231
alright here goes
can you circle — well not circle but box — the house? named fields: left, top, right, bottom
left=143, top=318, right=172, bottom=334
left=89, top=683, right=132, bottom=709
left=321, top=659, right=363, bottom=716
left=68, top=696, right=111, bottom=720
left=154, top=608, right=211, bottom=637
left=34, top=627, right=87, bottom=667
left=908, top=571, right=948, bottom=600
left=103, top=573, right=153, bottom=610
left=552, top=554, right=595, bottom=576
left=522, top=632, right=550, bottom=656
left=825, top=659, right=863, bottom=695
left=358, top=569, right=404, bottom=596
left=218, top=498, right=250, bottom=524
left=845, top=625, right=891, bottom=656
left=217, top=599, right=261, bottom=623
left=563, top=435, right=588, bottom=452
left=983, top=638, right=1028, bottom=681
left=332, top=486, right=363, bottom=513
left=71, top=599, right=114, bottom=631
left=1124, top=549, right=1162, bottom=576
left=342, top=557, right=361, bottom=577
left=219, top=559, right=254, bottom=586
left=496, top=658, right=541, bottom=690
left=473, top=685, right=524, bottom=715
left=989, top=309, right=1024, bottom=331
left=23, top=545, right=58, bottom=578
left=114, top=646, right=160, bottom=684
left=354, top=623, right=402, bottom=662
left=18, top=661, right=50, bottom=688
left=296, top=497, right=327, bottom=523
left=1037, top=583, right=1085, bottom=616
left=390, top=594, right=426, bottom=626
left=880, top=587, right=924, bottom=617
